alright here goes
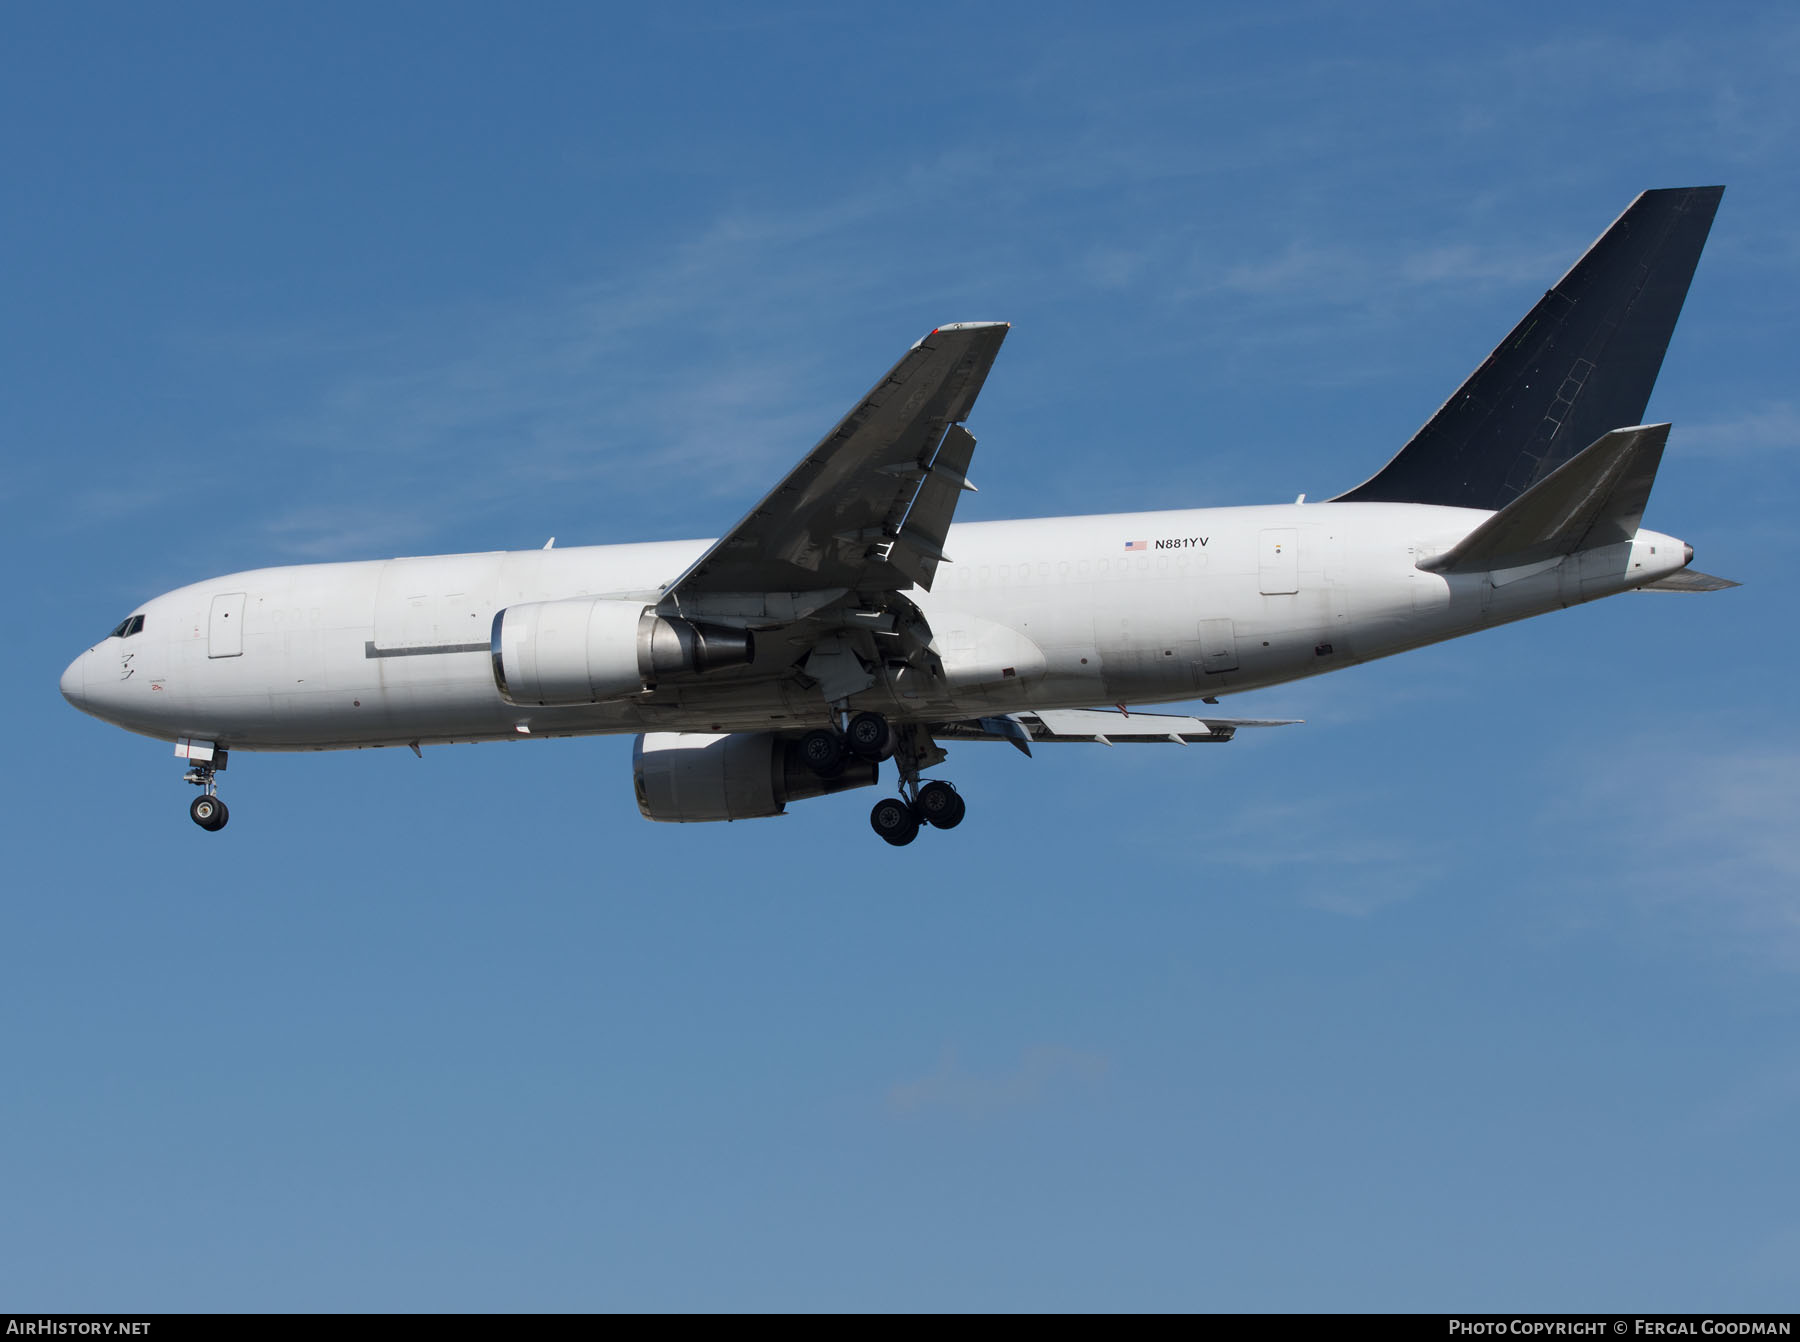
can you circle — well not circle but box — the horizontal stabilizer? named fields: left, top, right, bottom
left=1420, top=424, right=1668, bottom=575
left=933, top=708, right=1301, bottom=747
left=1639, top=569, right=1740, bottom=592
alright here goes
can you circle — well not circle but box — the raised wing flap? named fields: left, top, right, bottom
left=665, top=323, right=1008, bottom=609
left=886, top=424, right=977, bottom=590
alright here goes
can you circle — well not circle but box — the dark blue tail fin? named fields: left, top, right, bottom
left=1333, top=186, right=1723, bottom=512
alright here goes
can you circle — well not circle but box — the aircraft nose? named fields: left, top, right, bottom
left=60, top=652, right=87, bottom=710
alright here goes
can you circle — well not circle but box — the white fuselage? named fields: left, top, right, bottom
left=60, top=502, right=1689, bottom=751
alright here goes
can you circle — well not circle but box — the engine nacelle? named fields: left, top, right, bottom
left=632, top=732, right=880, bottom=822
left=491, top=599, right=754, bottom=707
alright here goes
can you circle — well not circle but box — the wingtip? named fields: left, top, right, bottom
left=914, top=321, right=1011, bottom=349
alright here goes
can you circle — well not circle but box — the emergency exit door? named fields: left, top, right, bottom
left=1259, top=528, right=1299, bottom=594
left=208, top=592, right=245, bottom=658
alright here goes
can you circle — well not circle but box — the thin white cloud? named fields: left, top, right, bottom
left=1200, top=797, right=1449, bottom=917
left=1217, top=243, right=1347, bottom=298
left=1654, top=749, right=1800, bottom=884
left=1677, top=403, right=1800, bottom=458
left=195, top=154, right=1039, bottom=559
left=888, top=1045, right=1109, bottom=1120
left=1693, top=1054, right=1800, bottom=1140
left=1197, top=237, right=1570, bottom=307
left=61, top=482, right=181, bottom=528
left=1554, top=742, right=1800, bottom=969
left=1396, top=243, right=1568, bottom=289
left=103, top=12, right=1796, bottom=564
left=258, top=501, right=447, bottom=563
left=1079, top=244, right=1151, bottom=292
left=1498, top=23, right=1800, bottom=165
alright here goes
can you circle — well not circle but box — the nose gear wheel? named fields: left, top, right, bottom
left=182, top=749, right=230, bottom=832
left=189, top=794, right=229, bottom=831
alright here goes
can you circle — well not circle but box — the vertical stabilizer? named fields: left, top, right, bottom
left=1333, top=187, right=1723, bottom=512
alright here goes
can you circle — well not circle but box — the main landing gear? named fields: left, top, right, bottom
left=798, top=712, right=965, bottom=846
left=183, top=754, right=229, bottom=832
left=867, top=779, right=966, bottom=846
left=799, top=710, right=893, bottom=777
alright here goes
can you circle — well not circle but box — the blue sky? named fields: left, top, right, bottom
left=5, top=2, right=1798, bottom=1311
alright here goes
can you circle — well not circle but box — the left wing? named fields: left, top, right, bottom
left=662, top=322, right=1008, bottom=621
left=932, top=708, right=1303, bottom=756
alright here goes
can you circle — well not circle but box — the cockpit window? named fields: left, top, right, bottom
left=109, top=614, right=145, bottom=639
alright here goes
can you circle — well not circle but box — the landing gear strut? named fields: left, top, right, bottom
left=860, top=717, right=967, bottom=846
left=183, top=751, right=229, bottom=832
left=801, top=712, right=968, bottom=845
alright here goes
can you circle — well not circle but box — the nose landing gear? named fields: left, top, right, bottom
left=180, top=742, right=230, bottom=831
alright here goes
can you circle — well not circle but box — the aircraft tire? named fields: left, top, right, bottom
left=869, top=796, right=920, bottom=846
left=190, top=796, right=229, bottom=831
left=846, top=711, right=894, bottom=761
left=799, top=728, right=846, bottom=778
left=917, top=781, right=965, bottom=830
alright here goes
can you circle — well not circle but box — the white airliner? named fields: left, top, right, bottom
left=61, top=187, right=1735, bottom=843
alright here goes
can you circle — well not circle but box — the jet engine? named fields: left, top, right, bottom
left=633, top=731, right=879, bottom=822
left=491, top=598, right=754, bottom=707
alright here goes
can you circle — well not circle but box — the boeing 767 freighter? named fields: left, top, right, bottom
left=61, top=187, right=1734, bottom=843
